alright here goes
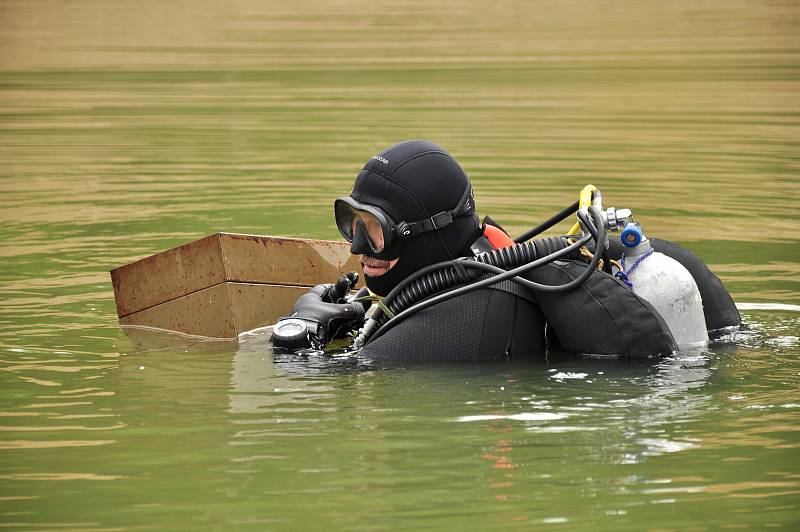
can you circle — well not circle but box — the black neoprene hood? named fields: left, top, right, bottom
left=352, top=141, right=470, bottom=224
left=343, top=140, right=480, bottom=295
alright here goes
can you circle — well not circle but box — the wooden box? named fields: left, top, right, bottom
left=110, top=233, right=361, bottom=339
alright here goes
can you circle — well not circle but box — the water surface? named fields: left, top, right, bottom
left=1, top=1, right=799, bottom=529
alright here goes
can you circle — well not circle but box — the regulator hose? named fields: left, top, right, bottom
left=514, top=200, right=579, bottom=243
left=363, top=205, right=606, bottom=346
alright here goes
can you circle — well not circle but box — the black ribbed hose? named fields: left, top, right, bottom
left=386, top=235, right=570, bottom=317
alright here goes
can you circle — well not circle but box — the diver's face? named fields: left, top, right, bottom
left=359, top=255, right=398, bottom=278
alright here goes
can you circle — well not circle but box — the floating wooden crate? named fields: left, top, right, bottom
left=110, top=233, right=361, bottom=339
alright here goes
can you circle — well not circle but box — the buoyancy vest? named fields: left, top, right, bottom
left=523, top=260, right=677, bottom=357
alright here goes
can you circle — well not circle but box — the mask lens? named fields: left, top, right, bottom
left=354, top=211, right=385, bottom=252
left=334, top=201, right=357, bottom=241
left=334, top=200, right=388, bottom=252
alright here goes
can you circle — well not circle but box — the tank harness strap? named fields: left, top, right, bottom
left=468, top=218, right=551, bottom=305
left=484, top=275, right=539, bottom=306
left=615, top=248, right=654, bottom=289
left=452, top=259, right=471, bottom=284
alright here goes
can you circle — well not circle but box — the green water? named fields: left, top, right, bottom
left=1, top=0, right=799, bottom=529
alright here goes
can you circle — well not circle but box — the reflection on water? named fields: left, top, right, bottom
left=229, top=326, right=798, bottom=528
left=1, top=0, right=799, bottom=529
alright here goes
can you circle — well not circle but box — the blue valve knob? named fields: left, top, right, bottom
left=621, top=223, right=644, bottom=248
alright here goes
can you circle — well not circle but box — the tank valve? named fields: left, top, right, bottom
left=621, top=222, right=644, bottom=248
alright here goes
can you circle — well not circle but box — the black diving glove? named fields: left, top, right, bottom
left=271, top=272, right=371, bottom=352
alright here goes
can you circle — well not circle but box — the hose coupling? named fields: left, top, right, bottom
left=604, top=207, right=632, bottom=231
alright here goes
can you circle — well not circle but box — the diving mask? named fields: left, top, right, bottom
left=334, top=197, right=398, bottom=257
left=334, top=186, right=476, bottom=260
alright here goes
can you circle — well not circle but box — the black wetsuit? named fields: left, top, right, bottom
left=361, top=281, right=547, bottom=365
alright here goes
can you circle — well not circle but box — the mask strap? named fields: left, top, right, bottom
left=397, top=185, right=476, bottom=240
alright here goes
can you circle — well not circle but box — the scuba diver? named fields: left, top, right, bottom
left=272, top=140, right=741, bottom=363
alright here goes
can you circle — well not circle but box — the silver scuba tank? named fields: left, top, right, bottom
left=613, top=223, right=709, bottom=349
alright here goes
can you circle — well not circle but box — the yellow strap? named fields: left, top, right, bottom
left=567, top=184, right=597, bottom=235
left=357, top=287, right=383, bottom=305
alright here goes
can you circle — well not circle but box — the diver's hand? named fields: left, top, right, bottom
left=310, top=271, right=359, bottom=304
left=290, top=272, right=366, bottom=344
